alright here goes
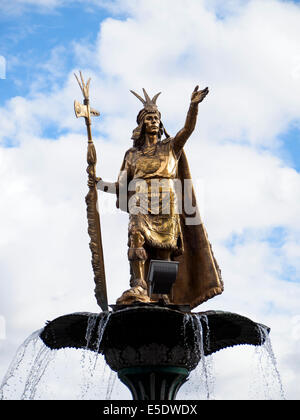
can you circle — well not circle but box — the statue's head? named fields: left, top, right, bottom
left=143, top=112, right=160, bottom=136
left=130, top=89, right=169, bottom=148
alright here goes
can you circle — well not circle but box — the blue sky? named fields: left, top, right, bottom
left=0, top=0, right=300, bottom=400
left=0, top=5, right=107, bottom=102
left=278, top=125, right=300, bottom=171
left=1, top=0, right=300, bottom=168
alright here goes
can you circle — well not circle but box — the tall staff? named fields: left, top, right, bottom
left=74, top=71, right=108, bottom=312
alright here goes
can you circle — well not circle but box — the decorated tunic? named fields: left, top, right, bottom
left=98, top=99, right=224, bottom=308
left=118, top=138, right=183, bottom=251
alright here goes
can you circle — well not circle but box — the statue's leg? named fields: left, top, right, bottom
left=155, top=248, right=172, bottom=261
left=116, top=229, right=150, bottom=305
left=128, top=230, right=148, bottom=291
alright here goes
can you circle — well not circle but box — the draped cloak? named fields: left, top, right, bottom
left=116, top=139, right=224, bottom=309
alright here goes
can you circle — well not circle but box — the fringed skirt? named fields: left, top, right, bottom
left=128, top=213, right=183, bottom=252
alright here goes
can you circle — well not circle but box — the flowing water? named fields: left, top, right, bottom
left=191, top=314, right=215, bottom=400
left=249, top=324, right=285, bottom=400
left=0, top=328, right=56, bottom=400
left=1, top=311, right=285, bottom=400
left=0, top=312, right=116, bottom=400
left=178, top=314, right=285, bottom=400
left=178, top=313, right=215, bottom=400
left=105, top=369, right=118, bottom=400
left=80, top=311, right=112, bottom=399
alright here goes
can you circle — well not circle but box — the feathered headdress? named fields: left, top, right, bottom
left=130, top=88, right=169, bottom=142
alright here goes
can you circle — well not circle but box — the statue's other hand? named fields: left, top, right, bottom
left=88, top=176, right=101, bottom=188
left=191, top=85, right=209, bottom=104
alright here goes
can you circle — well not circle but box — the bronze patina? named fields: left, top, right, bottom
left=32, top=76, right=272, bottom=402
left=74, top=72, right=108, bottom=311
left=75, top=74, right=223, bottom=309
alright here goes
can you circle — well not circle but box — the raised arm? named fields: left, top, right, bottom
left=173, top=86, right=209, bottom=156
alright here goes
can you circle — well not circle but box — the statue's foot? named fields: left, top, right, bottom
left=162, top=294, right=171, bottom=304
left=116, top=286, right=151, bottom=305
left=150, top=294, right=171, bottom=304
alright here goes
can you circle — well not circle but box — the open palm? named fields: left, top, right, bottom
left=191, top=85, right=209, bottom=104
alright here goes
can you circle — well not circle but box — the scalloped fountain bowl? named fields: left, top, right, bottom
left=39, top=303, right=270, bottom=400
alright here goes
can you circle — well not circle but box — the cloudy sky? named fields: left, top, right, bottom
left=0, top=0, right=300, bottom=400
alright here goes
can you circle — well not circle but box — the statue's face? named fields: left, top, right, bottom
left=143, top=113, right=160, bottom=135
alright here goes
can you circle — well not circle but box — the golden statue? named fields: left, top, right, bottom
left=74, top=73, right=223, bottom=310
left=95, top=86, right=223, bottom=308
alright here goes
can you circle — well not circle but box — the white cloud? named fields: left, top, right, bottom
left=1, top=0, right=300, bottom=400
left=94, top=0, right=300, bottom=145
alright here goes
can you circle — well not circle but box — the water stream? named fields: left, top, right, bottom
left=178, top=313, right=285, bottom=400
left=0, top=312, right=113, bottom=400
left=0, top=311, right=285, bottom=400
left=80, top=311, right=112, bottom=399
left=0, top=328, right=56, bottom=400
left=105, top=369, right=117, bottom=400
left=249, top=324, right=285, bottom=400
left=179, top=313, right=215, bottom=400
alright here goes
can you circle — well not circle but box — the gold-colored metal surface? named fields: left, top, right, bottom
left=76, top=83, right=223, bottom=309
left=74, top=100, right=100, bottom=119
left=74, top=71, right=108, bottom=312
left=113, top=86, right=223, bottom=307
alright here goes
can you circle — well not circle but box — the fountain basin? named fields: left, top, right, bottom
left=40, top=303, right=270, bottom=400
left=40, top=304, right=270, bottom=361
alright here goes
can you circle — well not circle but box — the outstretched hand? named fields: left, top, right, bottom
left=191, top=85, right=209, bottom=104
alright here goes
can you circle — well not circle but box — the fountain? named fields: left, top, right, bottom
left=38, top=305, right=271, bottom=400
left=0, top=74, right=282, bottom=401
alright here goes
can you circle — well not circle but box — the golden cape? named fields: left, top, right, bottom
left=172, top=150, right=223, bottom=308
